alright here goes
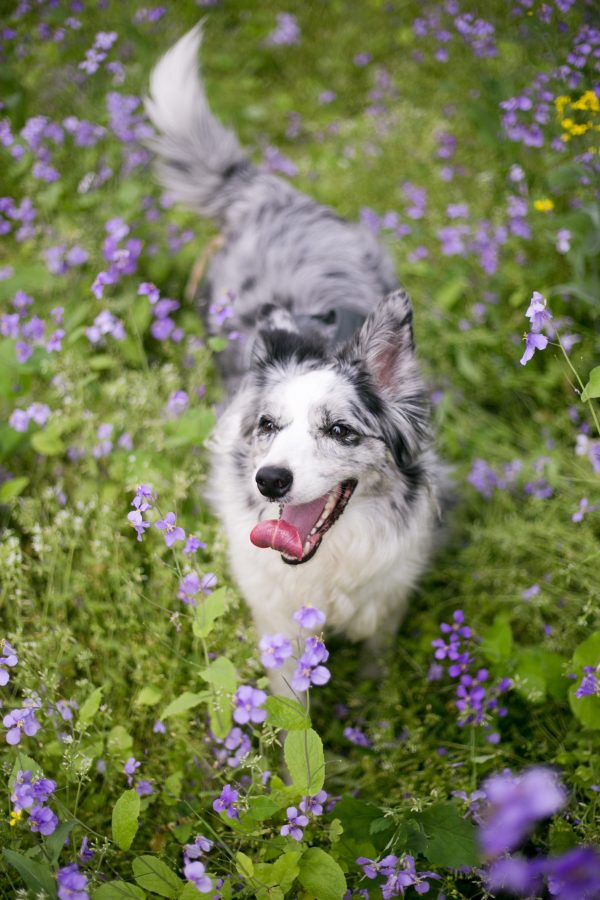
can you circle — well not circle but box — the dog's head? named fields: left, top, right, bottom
left=243, top=290, right=431, bottom=564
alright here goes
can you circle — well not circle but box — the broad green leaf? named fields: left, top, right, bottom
left=209, top=697, right=232, bottom=740
left=163, top=771, right=183, bottom=803
left=44, top=820, right=75, bottom=865
left=481, top=614, right=513, bottom=663
left=192, top=587, right=228, bottom=638
left=435, top=274, right=467, bottom=311
left=284, top=728, right=325, bottom=794
left=180, top=884, right=211, bottom=900
left=199, top=656, right=237, bottom=693
left=254, top=851, right=302, bottom=895
left=235, top=851, right=254, bottom=878
left=2, top=848, right=56, bottom=897
left=135, top=685, right=162, bottom=707
left=113, top=789, right=141, bottom=850
left=89, top=354, right=117, bottom=370
left=207, top=336, right=228, bottom=352
left=331, top=796, right=383, bottom=843
left=245, top=791, right=290, bottom=821
left=160, top=691, right=209, bottom=720
left=107, top=725, right=133, bottom=754
left=0, top=476, right=29, bottom=502
left=581, top=366, right=600, bottom=402
left=93, top=882, right=146, bottom=899
left=266, top=695, right=311, bottom=731
left=31, top=428, right=64, bottom=456
left=298, top=848, right=346, bottom=900
left=569, top=630, right=600, bottom=728
left=79, top=686, right=103, bottom=724
left=132, top=856, right=183, bottom=898
left=418, top=803, right=479, bottom=867
left=514, top=647, right=566, bottom=703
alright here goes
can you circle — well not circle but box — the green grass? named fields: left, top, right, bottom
left=1, top=1, right=599, bottom=897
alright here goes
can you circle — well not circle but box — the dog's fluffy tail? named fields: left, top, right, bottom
left=145, top=24, right=253, bottom=222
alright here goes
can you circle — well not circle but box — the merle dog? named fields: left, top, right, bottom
left=147, top=25, right=446, bottom=693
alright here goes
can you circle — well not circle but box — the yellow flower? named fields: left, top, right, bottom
left=9, top=809, right=22, bottom=827
left=534, top=199, right=554, bottom=213
left=572, top=90, right=600, bottom=112
left=555, top=95, right=571, bottom=115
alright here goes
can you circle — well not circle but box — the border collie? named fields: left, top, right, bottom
left=147, top=25, right=446, bottom=691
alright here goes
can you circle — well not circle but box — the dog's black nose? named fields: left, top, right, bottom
left=255, top=466, right=293, bottom=499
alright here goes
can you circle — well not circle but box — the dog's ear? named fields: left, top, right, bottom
left=338, top=290, right=430, bottom=467
left=344, top=290, right=415, bottom=394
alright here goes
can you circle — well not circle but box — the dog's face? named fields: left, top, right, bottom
left=244, top=291, right=431, bottom=564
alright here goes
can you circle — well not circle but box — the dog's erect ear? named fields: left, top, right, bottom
left=346, top=290, right=415, bottom=394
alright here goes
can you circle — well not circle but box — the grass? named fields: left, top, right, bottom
left=1, top=1, right=599, bottom=897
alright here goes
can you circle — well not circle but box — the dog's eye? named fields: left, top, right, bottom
left=258, top=416, right=277, bottom=434
left=328, top=422, right=352, bottom=439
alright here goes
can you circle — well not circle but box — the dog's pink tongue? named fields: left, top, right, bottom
left=250, top=519, right=303, bottom=558
left=250, top=495, right=328, bottom=559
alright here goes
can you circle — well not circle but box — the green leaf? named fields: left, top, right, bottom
left=199, top=656, right=237, bottom=693
left=418, top=803, right=479, bottom=867
left=160, top=691, right=209, bottom=720
left=89, top=354, right=117, bottom=371
left=254, top=851, right=302, bottom=895
left=235, top=851, right=254, bottom=878
left=192, top=587, right=228, bottom=638
left=93, top=882, right=146, bottom=899
left=481, top=614, right=513, bottom=663
left=179, top=884, right=210, bottom=900
left=298, top=848, right=346, bottom=900
left=113, top=789, right=141, bottom=850
left=79, top=686, right=103, bottom=724
left=514, top=647, right=567, bottom=703
left=207, top=336, right=228, bottom=352
left=245, top=791, right=290, bottom=821
left=2, top=848, right=56, bottom=897
left=135, top=685, right=162, bottom=707
left=132, top=856, right=183, bottom=898
left=284, top=728, right=325, bottom=794
left=331, top=796, right=383, bottom=843
left=581, top=366, right=600, bottom=402
left=0, top=476, right=29, bottom=502
left=107, top=725, right=134, bottom=754
left=435, top=274, right=467, bottom=311
left=266, top=695, right=311, bottom=731
left=569, top=630, right=600, bottom=728
left=31, top=428, right=65, bottom=456
left=44, top=820, right=76, bottom=865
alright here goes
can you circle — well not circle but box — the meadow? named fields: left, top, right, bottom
left=1, top=1, right=600, bottom=897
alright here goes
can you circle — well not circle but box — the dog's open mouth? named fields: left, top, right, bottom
left=249, top=479, right=357, bottom=565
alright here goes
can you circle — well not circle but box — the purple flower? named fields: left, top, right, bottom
left=479, top=767, right=566, bottom=857
left=299, top=790, right=328, bottom=816
left=3, top=705, right=41, bottom=744
left=212, top=784, right=238, bottom=819
left=127, top=510, right=150, bottom=542
left=291, top=657, right=331, bottom=692
left=265, top=13, right=300, bottom=47
left=9, top=409, right=30, bottom=432
left=165, top=390, right=189, bottom=418
left=136, top=780, right=154, bottom=796
left=556, top=228, right=571, bottom=253
left=233, top=685, right=267, bottom=725
left=177, top=572, right=217, bottom=605
left=259, top=633, right=293, bottom=669
left=0, top=639, right=18, bottom=686
left=138, top=281, right=160, bottom=304
left=132, top=484, right=153, bottom=511
left=29, top=804, right=58, bottom=835
left=293, top=605, right=326, bottom=630
left=525, top=291, right=553, bottom=333
left=155, top=512, right=185, bottom=547
left=486, top=856, right=544, bottom=896
left=184, top=860, right=212, bottom=893
left=280, top=805, right=309, bottom=841
left=123, top=756, right=140, bottom=786
left=183, top=535, right=206, bottom=555
left=57, top=864, right=89, bottom=900
left=520, top=331, right=549, bottom=366
left=184, top=835, right=213, bottom=861
left=79, top=837, right=94, bottom=862
left=344, top=725, right=373, bottom=748
left=547, top=846, right=600, bottom=899
left=576, top=665, right=599, bottom=698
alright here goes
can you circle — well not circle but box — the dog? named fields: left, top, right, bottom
left=146, top=25, right=446, bottom=693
